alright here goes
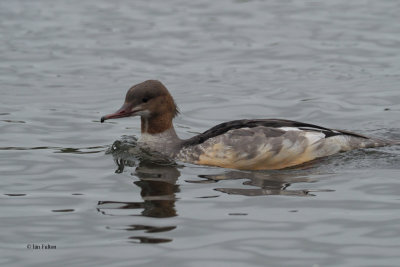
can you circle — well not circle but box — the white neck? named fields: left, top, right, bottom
left=138, top=127, right=182, bottom=157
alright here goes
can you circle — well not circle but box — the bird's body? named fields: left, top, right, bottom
left=101, top=80, right=397, bottom=170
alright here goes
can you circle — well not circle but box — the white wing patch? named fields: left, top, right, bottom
left=278, top=127, right=326, bottom=145
left=278, top=127, right=302, bottom=132
left=304, top=131, right=325, bottom=145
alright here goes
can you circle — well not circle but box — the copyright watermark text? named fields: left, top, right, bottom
left=26, top=244, right=56, bottom=250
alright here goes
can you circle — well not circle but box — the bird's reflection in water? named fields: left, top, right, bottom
left=97, top=160, right=180, bottom=217
left=99, top=137, right=334, bottom=243
left=189, top=169, right=333, bottom=197
left=134, top=162, right=180, bottom=218
left=97, top=137, right=180, bottom=243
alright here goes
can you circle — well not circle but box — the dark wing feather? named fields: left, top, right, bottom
left=182, top=119, right=369, bottom=147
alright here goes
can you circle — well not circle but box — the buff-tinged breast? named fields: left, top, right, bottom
left=196, top=142, right=240, bottom=168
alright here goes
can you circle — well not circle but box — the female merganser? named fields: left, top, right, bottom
left=101, top=80, right=397, bottom=170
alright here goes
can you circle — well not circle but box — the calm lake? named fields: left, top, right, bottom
left=1, top=0, right=400, bottom=266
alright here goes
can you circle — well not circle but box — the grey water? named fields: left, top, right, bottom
left=1, top=0, right=400, bottom=266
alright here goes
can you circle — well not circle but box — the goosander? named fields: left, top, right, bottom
left=101, top=80, right=397, bottom=170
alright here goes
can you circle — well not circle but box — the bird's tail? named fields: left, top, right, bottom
left=332, top=129, right=400, bottom=149
left=349, top=136, right=400, bottom=149
left=387, top=139, right=400, bottom=146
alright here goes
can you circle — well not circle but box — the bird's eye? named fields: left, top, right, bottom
left=142, top=97, right=149, bottom=103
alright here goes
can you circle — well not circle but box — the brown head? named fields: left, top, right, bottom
left=101, top=80, right=179, bottom=134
